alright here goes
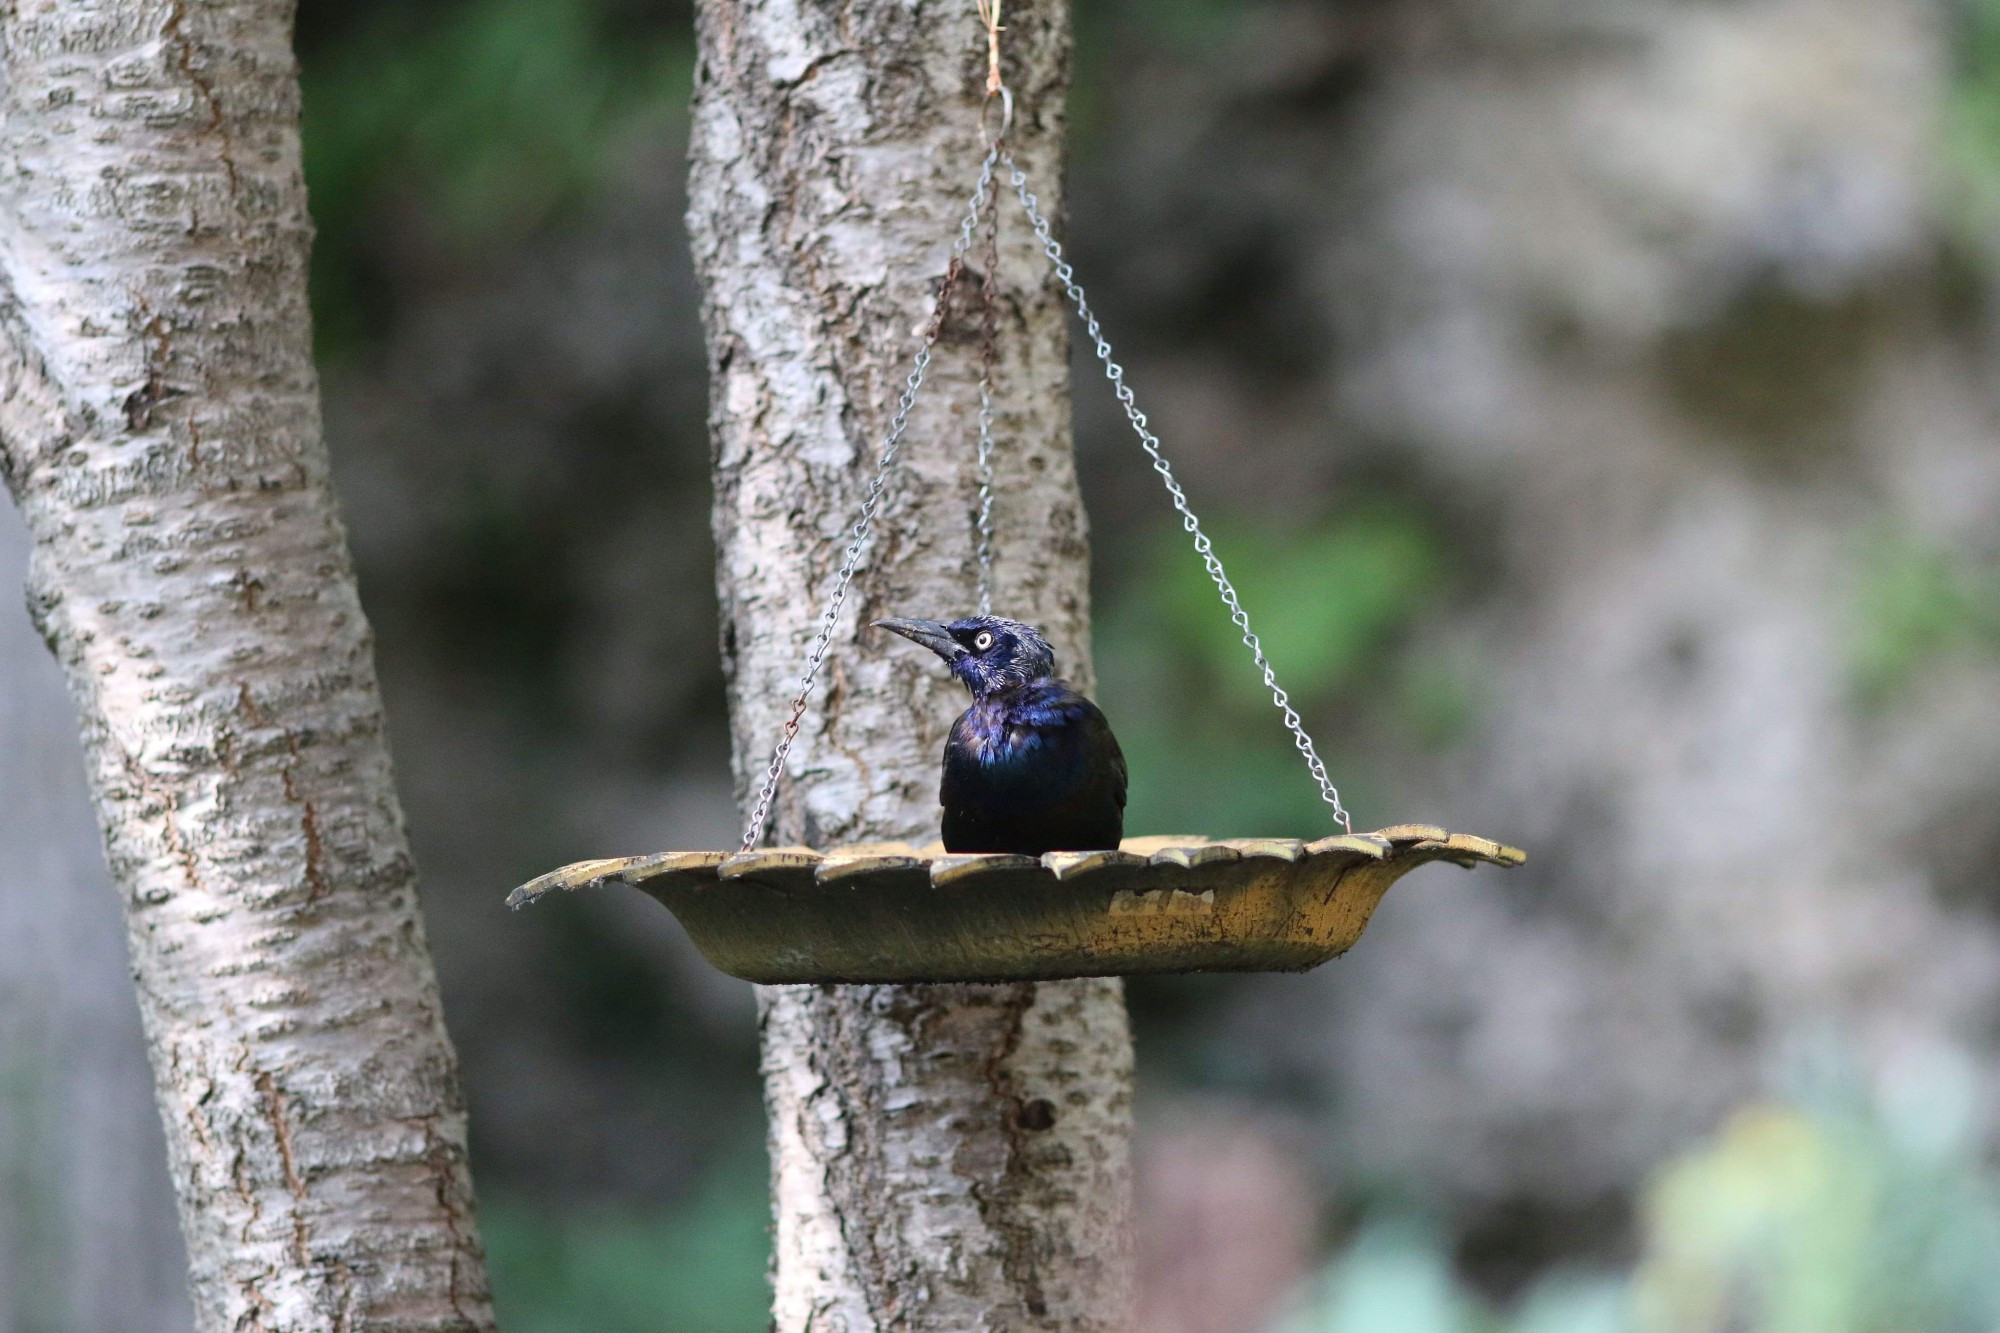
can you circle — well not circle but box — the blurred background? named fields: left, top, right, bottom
left=7, top=0, right=2000, bottom=1328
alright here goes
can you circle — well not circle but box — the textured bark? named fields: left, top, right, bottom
left=0, top=494, right=194, bottom=1333
left=687, top=0, right=1136, bottom=1328
left=0, top=3, right=494, bottom=1330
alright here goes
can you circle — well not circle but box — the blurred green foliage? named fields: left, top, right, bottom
left=1272, top=1218, right=1629, bottom=1333
left=1632, top=1091, right=2000, bottom=1333
left=300, top=0, right=692, bottom=353
left=1155, top=511, right=1445, bottom=711
left=1275, top=1053, right=2000, bottom=1333
left=1097, top=506, right=1454, bottom=836
left=1127, top=0, right=1276, bottom=52
left=1070, top=0, right=1267, bottom=147
left=1848, top=530, right=2000, bottom=706
left=482, top=1152, right=771, bottom=1333
left=1394, top=651, right=1480, bottom=749
left=1949, top=0, right=2000, bottom=226
left=0, top=1045, right=63, bottom=1331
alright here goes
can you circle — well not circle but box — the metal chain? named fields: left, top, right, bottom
left=973, top=181, right=1001, bottom=615
left=1001, top=151, right=1356, bottom=833
left=739, top=130, right=1357, bottom=845
left=739, top=146, right=1001, bottom=850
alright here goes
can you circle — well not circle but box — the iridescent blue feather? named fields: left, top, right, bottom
left=873, top=614, right=1127, bottom=856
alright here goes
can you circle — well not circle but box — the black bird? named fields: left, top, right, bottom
left=873, top=614, right=1127, bottom=856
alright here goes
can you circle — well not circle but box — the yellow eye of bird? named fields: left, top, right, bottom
left=974, top=631, right=995, bottom=651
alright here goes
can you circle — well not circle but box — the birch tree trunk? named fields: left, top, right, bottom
left=0, top=4, right=495, bottom=1329
left=0, top=494, right=194, bottom=1332
left=686, top=1, right=1137, bottom=1328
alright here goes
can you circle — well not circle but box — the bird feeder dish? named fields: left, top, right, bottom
left=507, top=825, right=1523, bottom=984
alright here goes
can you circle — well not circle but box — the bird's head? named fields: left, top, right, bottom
left=872, top=614, right=1056, bottom=698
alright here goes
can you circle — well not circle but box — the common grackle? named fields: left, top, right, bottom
left=873, top=615, right=1128, bottom=856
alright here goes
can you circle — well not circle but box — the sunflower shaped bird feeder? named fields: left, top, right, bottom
left=511, top=828, right=1522, bottom=985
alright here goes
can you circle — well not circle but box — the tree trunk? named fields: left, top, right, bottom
left=0, top=495, right=194, bottom=1332
left=0, top=4, right=495, bottom=1330
left=686, top=1, right=1136, bottom=1329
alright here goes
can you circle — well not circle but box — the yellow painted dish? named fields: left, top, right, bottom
left=507, top=825, right=1525, bottom=984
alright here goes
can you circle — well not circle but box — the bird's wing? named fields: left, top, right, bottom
left=1080, top=699, right=1127, bottom=813
left=940, top=708, right=982, bottom=809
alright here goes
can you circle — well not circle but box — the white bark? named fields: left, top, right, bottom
left=0, top=3, right=494, bottom=1330
left=686, top=0, right=1136, bottom=1328
left=0, top=494, right=193, bottom=1332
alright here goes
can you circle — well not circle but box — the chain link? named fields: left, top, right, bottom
left=973, top=182, right=1002, bottom=616
left=1001, top=152, right=1355, bottom=833
left=739, top=146, right=1000, bottom=850
left=974, top=390, right=997, bottom=617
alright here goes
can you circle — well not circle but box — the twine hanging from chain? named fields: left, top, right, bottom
left=737, top=4, right=1353, bottom=850
left=976, top=0, right=1006, bottom=96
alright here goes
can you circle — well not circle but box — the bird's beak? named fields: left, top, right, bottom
left=872, top=617, right=967, bottom=661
